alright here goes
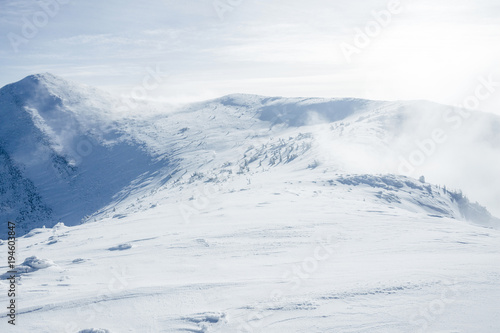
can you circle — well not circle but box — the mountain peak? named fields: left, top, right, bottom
left=24, top=72, right=60, bottom=82
left=0, top=73, right=79, bottom=106
left=13, top=72, right=68, bottom=90
left=2, top=73, right=115, bottom=119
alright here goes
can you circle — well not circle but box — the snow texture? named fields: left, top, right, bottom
left=0, top=74, right=499, bottom=332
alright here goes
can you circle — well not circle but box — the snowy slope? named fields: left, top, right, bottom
left=1, top=74, right=499, bottom=233
left=0, top=145, right=52, bottom=235
left=106, top=93, right=500, bottom=223
left=0, top=74, right=499, bottom=332
left=0, top=167, right=499, bottom=332
left=0, top=74, right=172, bottom=236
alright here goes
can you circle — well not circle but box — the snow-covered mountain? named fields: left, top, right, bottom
left=0, top=73, right=498, bottom=237
left=0, top=74, right=169, bottom=236
left=0, top=74, right=499, bottom=332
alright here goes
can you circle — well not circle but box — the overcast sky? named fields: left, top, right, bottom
left=1, top=0, right=499, bottom=113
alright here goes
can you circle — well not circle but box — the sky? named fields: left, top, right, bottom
left=0, top=0, right=499, bottom=114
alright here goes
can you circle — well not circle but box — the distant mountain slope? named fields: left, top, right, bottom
left=125, top=92, right=500, bottom=216
left=0, top=73, right=499, bottom=237
left=0, top=74, right=171, bottom=236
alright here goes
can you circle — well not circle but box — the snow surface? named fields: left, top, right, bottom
left=0, top=74, right=499, bottom=332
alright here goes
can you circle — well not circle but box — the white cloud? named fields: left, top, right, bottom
left=0, top=0, right=499, bottom=115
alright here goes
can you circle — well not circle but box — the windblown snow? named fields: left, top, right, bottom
left=0, top=73, right=499, bottom=332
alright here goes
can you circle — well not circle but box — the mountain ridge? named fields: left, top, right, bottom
left=0, top=73, right=499, bottom=237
